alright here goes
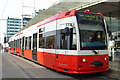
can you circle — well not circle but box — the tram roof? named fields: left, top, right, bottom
left=20, top=0, right=119, bottom=31
left=20, top=0, right=101, bottom=31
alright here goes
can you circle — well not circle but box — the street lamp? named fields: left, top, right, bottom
left=4, top=33, right=7, bottom=52
left=0, top=33, right=7, bottom=53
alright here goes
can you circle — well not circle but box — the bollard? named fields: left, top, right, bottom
left=112, top=47, right=115, bottom=61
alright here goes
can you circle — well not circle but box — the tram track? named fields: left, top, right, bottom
left=3, top=52, right=38, bottom=80
left=64, top=70, right=119, bottom=80
left=5, top=53, right=34, bottom=79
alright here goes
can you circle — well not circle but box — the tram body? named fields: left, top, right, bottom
left=8, top=10, right=109, bottom=74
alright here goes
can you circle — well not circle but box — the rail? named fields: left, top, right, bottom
left=111, top=47, right=120, bottom=61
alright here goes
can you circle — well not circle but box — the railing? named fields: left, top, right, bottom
left=111, top=47, right=120, bottom=61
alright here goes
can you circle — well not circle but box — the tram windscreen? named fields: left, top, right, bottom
left=76, top=12, right=107, bottom=50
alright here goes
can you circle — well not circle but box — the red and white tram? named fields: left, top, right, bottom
left=8, top=10, right=109, bottom=74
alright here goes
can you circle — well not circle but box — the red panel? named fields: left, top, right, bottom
left=16, top=48, right=20, bottom=55
left=37, top=51, right=44, bottom=65
left=24, top=49, right=32, bottom=60
left=15, top=48, right=17, bottom=54
left=57, top=10, right=76, bottom=19
left=37, top=51, right=56, bottom=69
left=8, top=48, right=11, bottom=53
left=18, top=49, right=22, bottom=56
left=56, top=54, right=109, bottom=73
left=56, top=54, right=78, bottom=72
left=43, top=52, right=56, bottom=69
left=37, top=51, right=108, bottom=74
left=11, top=48, right=14, bottom=53
left=76, top=54, right=109, bottom=73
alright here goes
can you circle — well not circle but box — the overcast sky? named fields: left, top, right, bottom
left=0, top=0, right=58, bottom=44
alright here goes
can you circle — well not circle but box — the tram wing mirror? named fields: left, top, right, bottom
left=114, top=36, right=117, bottom=40
left=108, top=30, right=111, bottom=37
left=64, top=27, right=70, bottom=36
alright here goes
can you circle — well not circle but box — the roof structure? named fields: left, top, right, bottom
left=20, top=0, right=102, bottom=31
left=20, top=0, right=120, bottom=31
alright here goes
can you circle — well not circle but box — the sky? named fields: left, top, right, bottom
left=0, top=0, right=119, bottom=44
left=0, top=0, right=58, bottom=44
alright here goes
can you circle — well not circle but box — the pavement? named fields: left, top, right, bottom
left=109, top=51, right=120, bottom=72
left=1, top=52, right=120, bottom=80
left=109, top=60, right=120, bottom=72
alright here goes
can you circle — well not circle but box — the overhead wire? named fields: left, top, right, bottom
left=0, top=0, right=8, bottom=19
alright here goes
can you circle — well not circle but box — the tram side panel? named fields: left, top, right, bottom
left=24, top=36, right=32, bottom=60
left=37, top=20, right=57, bottom=69
left=55, top=15, right=79, bottom=73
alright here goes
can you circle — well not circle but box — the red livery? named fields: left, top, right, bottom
left=8, top=10, right=109, bottom=74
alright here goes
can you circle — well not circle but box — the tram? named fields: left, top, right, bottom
left=8, top=10, right=109, bottom=74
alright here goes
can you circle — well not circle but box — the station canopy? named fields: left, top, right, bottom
left=20, top=0, right=120, bottom=31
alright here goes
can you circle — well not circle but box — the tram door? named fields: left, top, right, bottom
left=22, top=36, right=25, bottom=56
left=32, top=33, right=37, bottom=61
left=55, top=25, right=69, bottom=70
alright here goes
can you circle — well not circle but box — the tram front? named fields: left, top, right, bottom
left=75, top=11, right=109, bottom=73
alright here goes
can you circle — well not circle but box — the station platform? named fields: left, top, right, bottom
left=109, top=60, right=120, bottom=72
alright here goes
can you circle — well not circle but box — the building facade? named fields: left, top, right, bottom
left=6, top=17, right=31, bottom=42
left=23, top=17, right=31, bottom=27
left=7, top=17, right=21, bottom=42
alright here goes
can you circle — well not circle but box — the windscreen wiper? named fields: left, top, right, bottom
left=87, top=46, right=98, bottom=55
left=92, top=50, right=98, bottom=55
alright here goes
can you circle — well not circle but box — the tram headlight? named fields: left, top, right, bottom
left=83, top=58, right=86, bottom=62
left=105, top=57, right=107, bottom=60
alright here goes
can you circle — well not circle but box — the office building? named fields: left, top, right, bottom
left=7, top=17, right=21, bottom=42
left=6, top=17, right=31, bottom=42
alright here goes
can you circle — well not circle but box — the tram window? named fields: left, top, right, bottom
left=22, top=37, right=25, bottom=49
left=20, top=39, right=21, bottom=49
left=14, top=40, right=15, bottom=48
left=14, top=41, right=16, bottom=48
left=11, top=41, right=13, bottom=48
left=18, top=39, right=19, bottom=48
left=19, top=39, right=20, bottom=48
left=15, top=40, right=17, bottom=48
left=39, top=34, right=45, bottom=48
left=46, top=35, right=55, bottom=49
left=29, top=36, right=31, bottom=50
left=70, top=28, right=77, bottom=50
left=17, top=39, right=19, bottom=48
left=17, top=39, right=18, bottom=48
left=60, top=31, right=68, bottom=49
left=11, top=41, right=12, bottom=48
left=17, top=40, right=18, bottom=48
left=39, top=28, right=45, bottom=33
left=13, top=41, right=14, bottom=48
left=33, top=33, right=37, bottom=50
left=25, top=37, right=28, bottom=49
left=60, top=28, right=77, bottom=50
